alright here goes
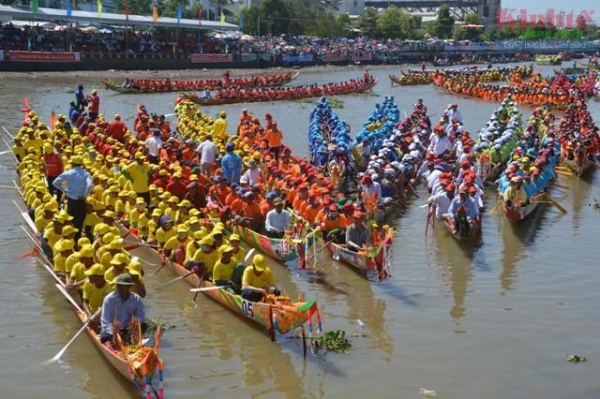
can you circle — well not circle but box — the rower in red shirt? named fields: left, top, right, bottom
left=106, top=114, right=128, bottom=142
left=166, top=171, right=187, bottom=200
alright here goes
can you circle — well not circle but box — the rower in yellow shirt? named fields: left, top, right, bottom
left=241, top=254, right=280, bottom=302
left=35, top=201, right=58, bottom=232
left=164, top=196, right=179, bottom=220
left=66, top=245, right=95, bottom=296
left=164, top=224, right=191, bottom=265
left=129, top=198, right=147, bottom=229
left=104, top=253, right=130, bottom=284
left=185, top=229, right=206, bottom=266
left=213, top=245, right=245, bottom=293
left=127, top=258, right=147, bottom=298
left=82, top=264, right=112, bottom=330
left=191, top=235, right=220, bottom=275
left=147, top=208, right=163, bottom=243
left=156, top=216, right=176, bottom=248
left=103, top=185, right=120, bottom=211
left=122, top=152, right=152, bottom=203
left=99, top=238, right=125, bottom=270
left=53, top=239, right=75, bottom=277
left=229, top=234, right=246, bottom=264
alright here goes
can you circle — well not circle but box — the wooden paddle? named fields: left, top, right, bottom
left=44, top=308, right=101, bottom=365
left=488, top=199, right=502, bottom=215
left=189, top=286, right=226, bottom=293
left=544, top=193, right=567, bottom=214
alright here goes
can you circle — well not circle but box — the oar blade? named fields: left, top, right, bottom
left=189, top=286, right=225, bottom=293
left=244, top=248, right=255, bottom=263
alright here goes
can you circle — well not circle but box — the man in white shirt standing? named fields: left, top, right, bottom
left=265, top=198, right=291, bottom=238
left=446, top=103, right=463, bottom=124
left=196, top=135, right=219, bottom=176
left=428, top=125, right=453, bottom=157
left=144, top=129, right=163, bottom=164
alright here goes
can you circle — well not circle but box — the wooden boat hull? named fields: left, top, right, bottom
left=181, top=78, right=378, bottom=106
left=74, top=310, right=161, bottom=390
left=564, top=158, right=595, bottom=177
left=234, top=224, right=300, bottom=262
left=325, top=228, right=394, bottom=274
left=443, top=218, right=480, bottom=243
left=16, top=211, right=162, bottom=395
left=103, top=72, right=300, bottom=94
left=389, top=74, right=429, bottom=86
left=503, top=201, right=540, bottom=222
left=119, top=226, right=319, bottom=335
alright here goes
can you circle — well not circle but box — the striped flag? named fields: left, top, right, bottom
left=31, top=0, right=38, bottom=16
left=220, top=11, right=225, bottom=26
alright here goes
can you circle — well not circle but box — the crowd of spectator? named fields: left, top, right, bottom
left=1, top=22, right=598, bottom=59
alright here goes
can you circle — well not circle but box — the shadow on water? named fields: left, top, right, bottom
left=432, top=226, right=479, bottom=324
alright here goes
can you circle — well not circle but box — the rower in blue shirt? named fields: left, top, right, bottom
left=52, top=155, right=93, bottom=239
left=100, top=274, right=146, bottom=345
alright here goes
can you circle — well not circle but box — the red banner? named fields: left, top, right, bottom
left=321, top=53, right=346, bottom=62
left=190, top=53, right=232, bottom=63
left=351, top=53, right=372, bottom=62
left=8, top=51, right=81, bottom=62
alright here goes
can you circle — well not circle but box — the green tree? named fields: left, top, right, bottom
left=260, top=0, right=292, bottom=35
left=358, top=7, right=379, bottom=37
left=453, top=12, right=483, bottom=41
left=238, top=6, right=261, bottom=34
left=376, top=7, right=414, bottom=39
left=432, top=3, right=455, bottom=38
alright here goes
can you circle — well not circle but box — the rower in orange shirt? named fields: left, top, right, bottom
left=237, top=109, right=252, bottom=134
left=292, top=184, right=309, bottom=212
left=300, top=195, right=321, bottom=224
left=315, top=204, right=348, bottom=243
left=209, top=176, right=231, bottom=206
left=259, top=192, right=278, bottom=216
left=236, top=192, right=263, bottom=231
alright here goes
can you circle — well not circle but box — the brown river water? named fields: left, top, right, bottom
left=1, top=64, right=600, bottom=399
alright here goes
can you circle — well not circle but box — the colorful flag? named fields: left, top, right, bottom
left=97, top=0, right=102, bottom=19
left=176, top=5, right=182, bottom=25
left=153, top=4, right=158, bottom=23
left=125, top=0, right=130, bottom=21
left=66, top=0, right=72, bottom=17
left=31, top=0, right=38, bottom=16
left=198, top=7, right=203, bottom=25
left=50, top=111, right=56, bottom=129
left=239, top=11, right=244, bottom=29
left=220, top=11, right=225, bottom=26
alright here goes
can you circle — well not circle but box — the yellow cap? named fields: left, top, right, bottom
left=110, top=252, right=129, bottom=265
left=85, top=263, right=106, bottom=277
left=79, top=245, right=94, bottom=258
left=252, top=254, right=266, bottom=271
left=61, top=225, right=78, bottom=236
